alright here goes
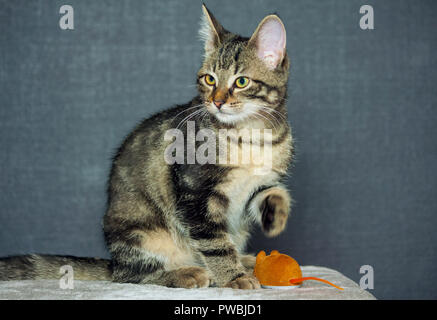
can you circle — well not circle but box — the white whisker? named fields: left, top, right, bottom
left=176, top=108, right=206, bottom=130
left=259, top=106, right=287, bottom=122
left=259, top=109, right=284, bottom=129
left=252, top=111, right=278, bottom=132
left=172, top=104, right=205, bottom=123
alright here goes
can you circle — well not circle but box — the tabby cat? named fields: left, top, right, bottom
left=0, top=5, right=293, bottom=289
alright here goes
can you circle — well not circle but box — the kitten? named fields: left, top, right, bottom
left=0, top=5, right=293, bottom=289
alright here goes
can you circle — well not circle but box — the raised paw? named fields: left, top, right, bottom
left=261, top=192, right=290, bottom=237
left=225, top=273, right=260, bottom=290
left=169, top=266, right=211, bottom=289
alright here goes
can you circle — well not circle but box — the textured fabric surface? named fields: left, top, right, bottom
left=0, top=0, right=436, bottom=300
left=0, top=266, right=375, bottom=300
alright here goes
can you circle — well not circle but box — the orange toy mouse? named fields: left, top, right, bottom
left=253, top=250, right=343, bottom=290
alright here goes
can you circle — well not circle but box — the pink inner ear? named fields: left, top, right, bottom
left=256, top=18, right=286, bottom=69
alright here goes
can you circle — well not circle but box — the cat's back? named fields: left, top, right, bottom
left=107, top=101, right=199, bottom=210
left=111, top=100, right=199, bottom=167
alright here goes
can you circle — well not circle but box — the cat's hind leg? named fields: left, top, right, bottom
left=106, top=224, right=211, bottom=288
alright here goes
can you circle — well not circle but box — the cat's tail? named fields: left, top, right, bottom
left=0, top=254, right=112, bottom=281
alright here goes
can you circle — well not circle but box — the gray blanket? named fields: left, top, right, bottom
left=0, top=266, right=375, bottom=300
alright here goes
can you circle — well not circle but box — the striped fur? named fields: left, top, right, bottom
left=104, top=5, right=293, bottom=289
left=0, top=5, right=293, bottom=289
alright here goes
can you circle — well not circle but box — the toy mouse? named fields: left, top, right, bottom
left=253, top=250, right=343, bottom=290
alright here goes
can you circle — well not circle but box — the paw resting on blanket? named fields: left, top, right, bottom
left=225, top=273, right=261, bottom=289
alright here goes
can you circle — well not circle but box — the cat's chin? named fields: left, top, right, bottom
left=214, top=111, right=251, bottom=125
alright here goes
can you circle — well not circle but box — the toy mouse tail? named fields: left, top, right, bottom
left=290, top=277, right=344, bottom=290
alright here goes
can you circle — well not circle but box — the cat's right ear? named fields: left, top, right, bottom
left=199, top=4, right=226, bottom=54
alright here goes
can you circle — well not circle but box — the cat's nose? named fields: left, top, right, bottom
left=213, top=100, right=225, bottom=109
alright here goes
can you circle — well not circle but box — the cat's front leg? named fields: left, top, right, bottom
left=189, top=193, right=260, bottom=289
left=250, top=185, right=291, bottom=237
left=239, top=254, right=256, bottom=273
left=196, top=238, right=260, bottom=289
left=240, top=254, right=256, bottom=270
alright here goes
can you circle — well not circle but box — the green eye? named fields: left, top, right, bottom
left=235, top=77, right=249, bottom=88
left=205, top=75, right=216, bottom=86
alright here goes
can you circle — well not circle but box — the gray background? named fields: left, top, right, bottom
left=0, top=0, right=436, bottom=299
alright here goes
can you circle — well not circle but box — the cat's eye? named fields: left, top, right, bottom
left=204, top=75, right=216, bottom=86
left=235, top=77, right=250, bottom=89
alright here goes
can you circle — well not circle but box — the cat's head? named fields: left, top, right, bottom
left=197, top=4, right=289, bottom=125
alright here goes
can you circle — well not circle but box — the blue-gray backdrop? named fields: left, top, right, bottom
left=1, top=0, right=436, bottom=299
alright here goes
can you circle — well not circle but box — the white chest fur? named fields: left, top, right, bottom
left=219, top=167, right=280, bottom=251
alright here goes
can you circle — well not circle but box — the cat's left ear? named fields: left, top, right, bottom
left=249, top=15, right=286, bottom=70
left=199, top=4, right=226, bottom=54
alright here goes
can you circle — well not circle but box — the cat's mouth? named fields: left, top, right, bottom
left=213, top=108, right=251, bottom=124
left=207, top=104, right=255, bottom=124
left=216, top=109, right=233, bottom=115
left=203, top=100, right=257, bottom=124
left=207, top=101, right=260, bottom=124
